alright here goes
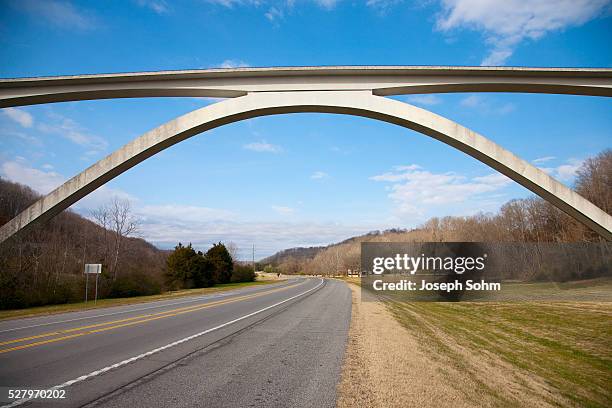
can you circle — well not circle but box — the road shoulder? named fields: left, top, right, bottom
left=336, top=282, right=566, bottom=408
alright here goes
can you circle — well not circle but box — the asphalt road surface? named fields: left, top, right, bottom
left=0, top=278, right=352, bottom=408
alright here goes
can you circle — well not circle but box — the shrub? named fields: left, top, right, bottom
left=109, top=272, right=162, bottom=298
left=231, top=264, right=256, bottom=283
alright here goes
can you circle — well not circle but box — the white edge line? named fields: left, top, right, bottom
left=0, top=278, right=324, bottom=408
left=0, top=280, right=296, bottom=334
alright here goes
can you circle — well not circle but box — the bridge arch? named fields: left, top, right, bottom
left=1, top=90, right=610, bottom=242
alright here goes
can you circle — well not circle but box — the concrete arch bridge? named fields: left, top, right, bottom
left=0, top=66, right=611, bottom=243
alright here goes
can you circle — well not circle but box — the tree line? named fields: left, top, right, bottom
left=271, top=149, right=611, bottom=281
left=0, top=180, right=252, bottom=310
left=164, top=242, right=255, bottom=289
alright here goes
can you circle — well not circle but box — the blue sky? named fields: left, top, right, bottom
left=0, top=0, right=611, bottom=258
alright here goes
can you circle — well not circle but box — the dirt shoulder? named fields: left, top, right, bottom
left=336, top=282, right=575, bottom=408
left=336, top=282, right=471, bottom=407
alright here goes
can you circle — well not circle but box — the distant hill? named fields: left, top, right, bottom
left=260, top=246, right=325, bottom=266
left=261, top=228, right=410, bottom=266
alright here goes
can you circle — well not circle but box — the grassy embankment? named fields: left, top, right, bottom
left=0, top=279, right=284, bottom=321
left=380, top=279, right=612, bottom=407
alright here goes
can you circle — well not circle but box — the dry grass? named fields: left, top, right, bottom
left=0, top=280, right=282, bottom=321
left=337, top=281, right=610, bottom=407
left=388, top=300, right=611, bottom=408
left=337, top=283, right=474, bottom=408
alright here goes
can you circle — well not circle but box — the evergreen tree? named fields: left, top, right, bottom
left=205, top=242, right=233, bottom=284
left=165, top=243, right=198, bottom=289
left=191, top=252, right=215, bottom=288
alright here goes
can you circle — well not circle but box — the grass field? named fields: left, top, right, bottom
left=339, top=276, right=611, bottom=406
left=387, top=297, right=611, bottom=407
left=0, top=280, right=283, bottom=321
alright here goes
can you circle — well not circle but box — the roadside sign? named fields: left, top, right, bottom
left=84, top=264, right=102, bottom=304
left=84, top=264, right=102, bottom=274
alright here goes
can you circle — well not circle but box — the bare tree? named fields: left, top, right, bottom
left=92, top=198, right=139, bottom=280
left=226, top=242, right=240, bottom=261
left=575, top=149, right=611, bottom=216
left=91, top=205, right=111, bottom=262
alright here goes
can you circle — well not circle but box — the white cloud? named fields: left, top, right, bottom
left=265, top=6, right=284, bottom=22
left=37, top=113, right=108, bottom=153
left=0, top=160, right=373, bottom=258
left=459, top=94, right=515, bottom=115
left=1, top=160, right=64, bottom=194
left=436, top=0, right=611, bottom=66
left=460, top=94, right=481, bottom=107
left=311, top=171, right=329, bottom=179
left=126, top=198, right=378, bottom=258
left=138, top=217, right=373, bottom=258
left=481, top=49, right=513, bottom=66
left=138, top=204, right=234, bottom=223
left=204, top=0, right=256, bottom=8
left=243, top=141, right=283, bottom=153
left=366, top=0, right=403, bottom=14
left=205, top=0, right=339, bottom=21
left=394, top=164, right=421, bottom=171
left=533, top=156, right=556, bottom=164
left=315, top=0, right=340, bottom=9
left=0, top=159, right=134, bottom=210
left=2, top=108, right=34, bottom=128
left=204, top=0, right=342, bottom=8
left=472, top=172, right=513, bottom=187
left=556, top=162, right=583, bottom=181
left=136, top=0, right=169, bottom=14
left=496, top=103, right=515, bottom=115
left=271, top=205, right=295, bottom=215
left=78, top=185, right=136, bottom=211
left=406, top=95, right=443, bottom=106
left=115, top=201, right=375, bottom=258
left=0, top=130, right=42, bottom=146
left=541, top=158, right=584, bottom=182
left=217, top=59, right=250, bottom=69
left=15, top=0, right=96, bottom=30
left=371, top=164, right=513, bottom=217
left=369, top=164, right=422, bottom=182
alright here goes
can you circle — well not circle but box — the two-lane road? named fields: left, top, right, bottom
left=0, top=278, right=351, bottom=408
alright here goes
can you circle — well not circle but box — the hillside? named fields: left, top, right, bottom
left=260, top=246, right=325, bottom=265
left=0, top=178, right=167, bottom=309
left=260, top=228, right=410, bottom=267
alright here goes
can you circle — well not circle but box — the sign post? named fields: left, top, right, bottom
left=84, top=264, right=102, bottom=304
left=94, top=272, right=99, bottom=304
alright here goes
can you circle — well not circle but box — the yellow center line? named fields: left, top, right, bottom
left=0, top=280, right=305, bottom=353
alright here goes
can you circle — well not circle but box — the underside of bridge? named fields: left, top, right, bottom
left=0, top=66, right=610, bottom=243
